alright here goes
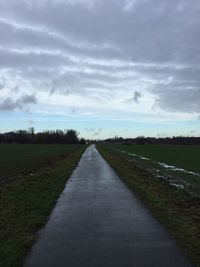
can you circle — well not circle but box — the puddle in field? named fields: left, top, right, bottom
left=116, top=149, right=200, bottom=177
left=127, top=152, right=149, bottom=160
left=115, top=148, right=200, bottom=193
left=157, top=162, right=200, bottom=176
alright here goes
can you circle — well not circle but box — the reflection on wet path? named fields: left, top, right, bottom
left=24, top=145, right=193, bottom=267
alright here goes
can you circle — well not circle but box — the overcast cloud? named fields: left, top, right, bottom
left=0, top=0, right=200, bottom=136
left=0, top=93, right=37, bottom=111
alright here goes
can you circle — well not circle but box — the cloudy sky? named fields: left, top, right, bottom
left=0, top=0, right=200, bottom=139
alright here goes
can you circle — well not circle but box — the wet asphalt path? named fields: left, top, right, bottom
left=24, top=145, right=193, bottom=267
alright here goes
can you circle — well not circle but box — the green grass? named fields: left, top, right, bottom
left=110, top=144, right=200, bottom=172
left=105, top=144, right=200, bottom=197
left=0, top=144, right=87, bottom=267
left=0, top=144, right=82, bottom=183
left=97, top=145, right=200, bottom=267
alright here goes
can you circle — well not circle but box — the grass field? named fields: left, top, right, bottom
left=0, top=144, right=83, bottom=183
left=98, top=144, right=200, bottom=267
left=104, top=144, right=200, bottom=197
left=109, top=144, right=200, bottom=172
left=0, top=144, right=87, bottom=267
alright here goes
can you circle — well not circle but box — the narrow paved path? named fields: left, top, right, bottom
left=24, top=145, right=192, bottom=267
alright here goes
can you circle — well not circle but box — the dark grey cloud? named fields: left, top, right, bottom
left=93, top=128, right=103, bottom=137
left=28, top=119, right=35, bottom=125
left=0, top=93, right=37, bottom=111
left=0, top=80, right=5, bottom=90
left=0, top=49, right=71, bottom=69
left=84, top=127, right=102, bottom=136
left=84, top=128, right=96, bottom=132
left=133, top=91, right=142, bottom=103
left=154, top=88, right=200, bottom=113
left=1, top=0, right=200, bottom=65
left=4, top=0, right=199, bottom=64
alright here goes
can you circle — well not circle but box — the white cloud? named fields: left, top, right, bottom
left=0, top=0, right=199, bottom=128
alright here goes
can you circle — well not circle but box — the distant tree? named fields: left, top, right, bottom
left=66, top=129, right=79, bottom=144
left=0, top=129, right=199, bottom=145
left=135, top=136, right=146, bottom=145
left=79, top=138, right=86, bottom=144
left=0, top=128, right=85, bottom=144
left=29, top=127, right=34, bottom=135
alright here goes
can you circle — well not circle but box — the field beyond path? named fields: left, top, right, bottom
left=24, top=145, right=192, bottom=267
left=0, top=144, right=86, bottom=267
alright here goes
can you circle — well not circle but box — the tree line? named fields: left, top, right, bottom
left=0, top=128, right=86, bottom=144
left=102, top=136, right=200, bottom=145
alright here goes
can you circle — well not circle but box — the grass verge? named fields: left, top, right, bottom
left=97, top=145, right=200, bottom=267
left=0, top=145, right=87, bottom=267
